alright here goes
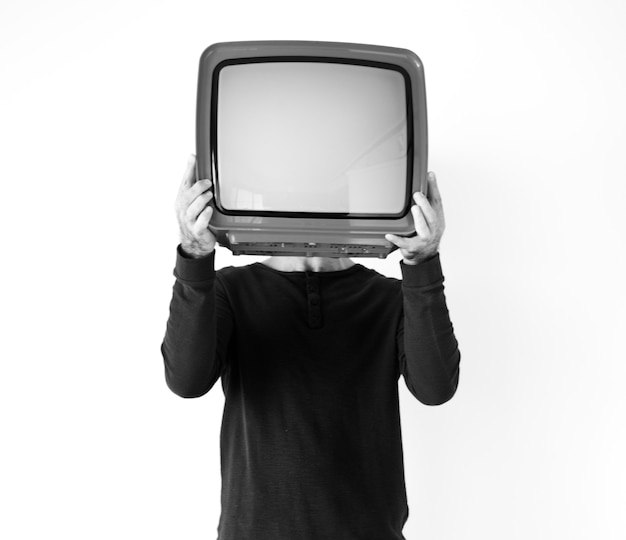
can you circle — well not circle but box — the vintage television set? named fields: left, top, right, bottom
left=196, top=40, right=428, bottom=258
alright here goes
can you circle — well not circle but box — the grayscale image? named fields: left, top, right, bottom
left=1, top=1, right=625, bottom=539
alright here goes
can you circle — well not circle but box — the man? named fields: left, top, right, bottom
left=162, top=155, right=461, bottom=540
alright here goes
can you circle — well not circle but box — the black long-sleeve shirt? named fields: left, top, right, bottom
left=162, top=248, right=460, bottom=540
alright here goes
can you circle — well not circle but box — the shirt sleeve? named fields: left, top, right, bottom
left=160, top=245, right=233, bottom=398
left=397, top=253, right=461, bottom=405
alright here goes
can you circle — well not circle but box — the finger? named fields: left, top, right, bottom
left=426, top=171, right=442, bottom=207
left=426, top=171, right=446, bottom=229
left=180, top=154, right=197, bottom=190
left=186, top=190, right=214, bottom=222
left=411, top=204, right=431, bottom=237
left=385, top=234, right=412, bottom=250
left=194, top=204, right=214, bottom=231
left=412, top=192, right=437, bottom=228
left=186, top=178, right=212, bottom=201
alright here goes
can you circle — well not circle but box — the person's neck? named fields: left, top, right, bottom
left=261, top=256, right=355, bottom=273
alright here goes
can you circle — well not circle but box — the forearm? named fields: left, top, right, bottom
left=400, top=254, right=461, bottom=405
left=161, top=246, right=222, bottom=397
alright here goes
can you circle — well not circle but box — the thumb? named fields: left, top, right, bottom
left=385, top=234, right=411, bottom=250
left=181, top=154, right=197, bottom=189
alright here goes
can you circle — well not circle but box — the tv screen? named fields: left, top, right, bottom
left=196, top=41, right=427, bottom=258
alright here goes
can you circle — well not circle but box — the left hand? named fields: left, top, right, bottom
left=385, top=171, right=445, bottom=265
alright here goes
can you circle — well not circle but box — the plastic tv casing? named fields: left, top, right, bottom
left=196, top=40, right=428, bottom=258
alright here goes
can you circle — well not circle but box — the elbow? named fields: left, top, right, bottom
left=410, top=355, right=461, bottom=406
left=417, top=376, right=459, bottom=406
left=165, top=375, right=212, bottom=399
left=161, top=344, right=215, bottom=398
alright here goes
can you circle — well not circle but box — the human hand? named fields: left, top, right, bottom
left=385, top=172, right=445, bottom=265
left=175, top=154, right=216, bottom=258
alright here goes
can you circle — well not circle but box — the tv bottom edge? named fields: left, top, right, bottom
left=228, top=242, right=396, bottom=258
left=215, top=232, right=399, bottom=258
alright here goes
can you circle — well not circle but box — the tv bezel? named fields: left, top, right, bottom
left=196, top=40, right=428, bottom=258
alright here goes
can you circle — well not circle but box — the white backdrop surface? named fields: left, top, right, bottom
left=1, top=1, right=625, bottom=539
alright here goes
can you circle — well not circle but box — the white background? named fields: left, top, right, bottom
left=1, top=0, right=624, bottom=538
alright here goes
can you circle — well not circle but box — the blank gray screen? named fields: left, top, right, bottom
left=216, top=62, right=408, bottom=214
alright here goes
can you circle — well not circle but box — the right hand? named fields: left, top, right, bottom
left=175, top=154, right=216, bottom=258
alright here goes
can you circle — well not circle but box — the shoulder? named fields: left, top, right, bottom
left=356, top=264, right=399, bottom=282
left=216, top=263, right=284, bottom=291
left=216, top=264, right=250, bottom=279
left=214, top=265, right=266, bottom=308
left=352, top=265, right=401, bottom=295
left=215, top=263, right=258, bottom=286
